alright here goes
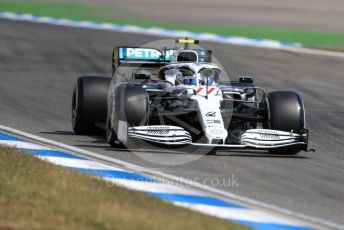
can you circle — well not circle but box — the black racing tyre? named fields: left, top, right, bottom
left=106, top=84, right=149, bottom=147
left=265, top=91, right=305, bottom=155
left=72, top=76, right=111, bottom=134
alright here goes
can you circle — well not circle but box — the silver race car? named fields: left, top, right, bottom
left=72, top=39, right=309, bottom=154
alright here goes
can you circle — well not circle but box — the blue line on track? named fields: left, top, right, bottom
left=235, top=220, right=313, bottom=230
left=0, top=133, right=21, bottom=141
left=69, top=167, right=158, bottom=182
left=149, top=192, right=245, bottom=208
left=23, top=149, right=84, bottom=159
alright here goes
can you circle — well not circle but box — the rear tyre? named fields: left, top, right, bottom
left=72, top=76, right=111, bottom=134
left=265, top=91, right=305, bottom=155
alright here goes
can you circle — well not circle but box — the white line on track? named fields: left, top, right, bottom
left=37, top=156, right=126, bottom=171
left=0, top=140, right=52, bottom=150
left=174, top=202, right=301, bottom=225
left=282, top=47, right=344, bottom=59
left=1, top=124, right=342, bottom=229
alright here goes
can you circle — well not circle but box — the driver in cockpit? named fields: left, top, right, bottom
left=164, top=67, right=197, bottom=86
left=163, top=67, right=220, bottom=86
left=199, top=68, right=220, bottom=86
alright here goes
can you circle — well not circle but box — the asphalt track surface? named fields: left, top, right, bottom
left=59, top=0, right=344, bottom=32
left=1, top=19, right=344, bottom=228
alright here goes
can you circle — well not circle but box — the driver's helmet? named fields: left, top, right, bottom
left=200, top=68, right=220, bottom=85
left=183, top=76, right=197, bottom=85
left=176, top=67, right=198, bottom=85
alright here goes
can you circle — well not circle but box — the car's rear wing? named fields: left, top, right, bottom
left=112, top=47, right=167, bottom=73
left=112, top=46, right=212, bottom=73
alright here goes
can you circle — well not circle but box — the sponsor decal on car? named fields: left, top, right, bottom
left=256, top=129, right=279, bottom=134
left=210, top=129, right=224, bottom=135
left=126, top=48, right=161, bottom=60
left=259, top=133, right=280, bottom=140
left=206, top=111, right=216, bottom=117
left=206, top=119, right=221, bottom=124
left=147, top=126, right=171, bottom=130
left=147, top=130, right=170, bottom=135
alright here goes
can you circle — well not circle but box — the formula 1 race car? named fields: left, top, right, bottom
left=72, top=38, right=309, bottom=154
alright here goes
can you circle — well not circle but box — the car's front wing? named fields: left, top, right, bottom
left=127, top=126, right=309, bottom=150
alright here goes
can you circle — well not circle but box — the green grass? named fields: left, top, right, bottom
left=0, top=146, right=247, bottom=229
left=1, top=1, right=344, bottom=47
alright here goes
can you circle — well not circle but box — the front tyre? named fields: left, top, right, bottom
left=107, top=84, right=149, bottom=147
left=265, top=91, right=305, bottom=155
